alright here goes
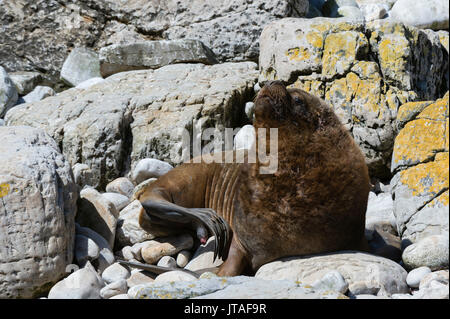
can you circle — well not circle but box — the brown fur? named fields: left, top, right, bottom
left=137, top=81, right=370, bottom=275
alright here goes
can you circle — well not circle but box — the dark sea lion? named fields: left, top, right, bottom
left=135, top=81, right=371, bottom=276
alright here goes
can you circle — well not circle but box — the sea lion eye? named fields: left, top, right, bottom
left=294, top=96, right=303, bottom=105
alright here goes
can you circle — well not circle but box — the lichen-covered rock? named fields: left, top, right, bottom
left=255, top=251, right=409, bottom=296
left=259, top=18, right=448, bottom=178
left=0, top=126, right=77, bottom=298
left=5, top=62, right=258, bottom=188
left=391, top=93, right=449, bottom=243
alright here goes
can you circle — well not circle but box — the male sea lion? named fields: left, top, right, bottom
left=135, top=81, right=370, bottom=276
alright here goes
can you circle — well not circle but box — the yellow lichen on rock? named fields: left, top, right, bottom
left=399, top=152, right=449, bottom=202
left=0, top=183, right=10, bottom=198
left=396, top=101, right=433, bottom=125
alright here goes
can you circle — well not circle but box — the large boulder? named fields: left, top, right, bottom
left=259, top=18, right=449, bottom=179
left=391, top=93, right=449, bottom=244
left=0, top=126, right=77, bottom=298
left=5, top=62, right=258, bottom=188
left=255, top=251, right=409, bottom=296
left=390, top=0, right=449, bottom=30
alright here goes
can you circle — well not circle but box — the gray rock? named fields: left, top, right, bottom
left=312, top=270, right=349, bottom=294
left=131, top=158, right=173, bottom=184
left=116, top=200, right=156, bottom=247
left=419, top=270, right=449, bottom=290
left=391, top=293, right=414, bottom=299
left=100, top=279, right=128, bottom=299
left=255, top=251, right=409, bottom=296
left=157, top=256, right=177, bottom=269
left=102, top=192, right=130, bottom=211
left=406, top=267, right=432, bottom=289
left=245, top=102, right=255, bottom=121
left=336, top=6, right=365, bottom=21
left=322, top=0, right=359, bottom=17
left=121, top=246, right=134, bottom=261
left=0, top=66, right=18, bottom=118
left=0, top=126, right=77, bottom=298
left=106, top=177, right=135, bottom=198
left=9, top=71, right=42, bottom=95
left=185, top=237, right=224, bottom=272
left=77, top=187, right=119, bottom=249
left=60, top=47, right=101, bottom=87
left=359, top=3, right=388, bottom=21
left=48, top=262, right=104, bottom=299
left=365, top=191, right=396, bottom=231
left=74, top=234, right=100, bottom=267
left=102, top=263, right=131, bottom=284
left=234, top=125, right=256, bottom=150
left=75, top=77, right=105, bottom=90
left=390, top=0, right=449, bottom=30
left=176, top=250, right=192, bottom=268
left=154, top=271, right=198, bottom=283
left=99, top=40, right=218, bottom=77
left=75, top=224, right=115, bottom=274
left=402, top=235, right=449, bottom=271
left=413, top=280, right=449, bottom=299
left=0, top=119, right=4, bottom=126
left=23, top=86, right=55, bottom=103
left=354, top=294, right=389, bottom=299
left=72, top=163, right=95, bottom=188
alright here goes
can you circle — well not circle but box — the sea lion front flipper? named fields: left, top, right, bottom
left=141, top=200, right=232, bottom=261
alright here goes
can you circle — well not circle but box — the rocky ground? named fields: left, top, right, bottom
left=0, top=0, right=449, bottom=299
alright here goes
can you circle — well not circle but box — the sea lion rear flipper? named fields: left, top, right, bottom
left=141, top=200, right=231, bottom=261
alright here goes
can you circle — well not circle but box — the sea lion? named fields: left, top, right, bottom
left=135, top=81, right=370, bottom=276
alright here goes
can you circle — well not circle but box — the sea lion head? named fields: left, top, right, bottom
left=254, top=81, right=328, bottom=129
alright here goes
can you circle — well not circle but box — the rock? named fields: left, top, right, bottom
left=0, top=119, right=4, bottom=126
left=75, top=77, right=105, bottom=90
left=185, top=237, right=224, bottom=272
left=109, top=293, right=130, bottom=299
left=60, top=47, right=101, bottom=87
left=0, top=66, right=18, bottom=118
left=244, top=102, right=255, bottom=120
left=75, top=224, right=115, bottom=274
left=391, top=293, right=414, bottom=299
left=354, top=294, right=389, bottom=299
left=72, top=163, right=95, bottom=188
left=413, top=280, right=449, bottom=299
left=48, top=262, right=104, bottom=299
left=255, top=251, right=409, bottom=296
left=141, top=234, right=194, bottom=265
left=391, top=93, right=449, bottom=243
left=102, top=263, right=131, bottom=284
left=74, top=234, right=100, bottom=267
left=322, top=0, right=359, bottom=17
left=5, top=62, right=258, bottom=188
left=9, top=71, right=42, bottom=95
left=100, top=279, right=128, bottom=299
left=126, top=271, right=155, bottom=288
left=157, top=256, right=177, bottom=269
left=130, top=242, right=148, bottom=262
left=406, top=267, right=432, bottom=289
left=0, top=126, right=77, bottom=298
left=365, top=192, right=396, bottom=231
left=359, top=3, right=388, bottom=21
left=234, top=125, right=256, bottom=150
left=99, top=40, right=218, bottom=77
left=77, top=187, right=119, bottom=249
left=419, top=270, right=449, bottom=290
left=102, top=192, right=130, bottom=211
left=23, top=86, right=55, bottom=103
left=390, top=0, right=449, bottom=30
left=154, top=271, right=198, bottom=283
left=176, top=250, right=192, bottom=268
left=131, top=159, right=173, bottom=184
left=131, top=178, right=158, bottom=200
left=259, top=18, right=448, bottom=179
left=130, top=276, right=347, bottom=299
left=106, top=177, right=134, bottom=198
left=402, top=235, right=449, bottom=271
left=312, top=270, right=349, bottom=294
left=115, top=200, right=156, bottom=247
left=336, top=6, right=365, bottom=21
